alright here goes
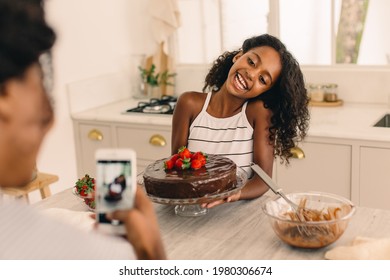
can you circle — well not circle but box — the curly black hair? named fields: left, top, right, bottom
left=203, top=34, right=310, bottom=164
left=0, top=0, right=56, bottom=91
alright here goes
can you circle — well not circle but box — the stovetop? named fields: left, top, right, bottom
left=123, top=95, right=177, bottom=115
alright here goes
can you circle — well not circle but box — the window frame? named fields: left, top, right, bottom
left=177, top=0, right=390, bottom=69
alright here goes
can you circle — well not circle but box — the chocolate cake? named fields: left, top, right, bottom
left=143, top=154, right=237, bottom=199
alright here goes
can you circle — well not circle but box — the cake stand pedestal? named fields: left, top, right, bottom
left=174, top=204, right=208, bottom=217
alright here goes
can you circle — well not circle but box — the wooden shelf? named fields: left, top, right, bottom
left=309, top=99, right=343, bottom=107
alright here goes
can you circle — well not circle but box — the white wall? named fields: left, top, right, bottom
left=30, top=0, right=157, bottom=203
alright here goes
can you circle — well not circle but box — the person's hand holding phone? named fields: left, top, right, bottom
left=105, top=185, right=166, bottom=260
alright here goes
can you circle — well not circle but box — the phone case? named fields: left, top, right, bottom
left=94, top=148, right=137, bottom=235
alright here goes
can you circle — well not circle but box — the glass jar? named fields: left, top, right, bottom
left=305, top=83, right=313, bottom=99
left=324, top=83, right=338, bottom=102
left=130, top=54, right=147, bottom=99
left=310, top=84, right=325, bottom=102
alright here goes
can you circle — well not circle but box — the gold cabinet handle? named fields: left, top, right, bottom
left=290, top=146, right=305, bottom=159
left=88, top=129, right=103, bottom=141
left=149, top=134, right=166, bottom=147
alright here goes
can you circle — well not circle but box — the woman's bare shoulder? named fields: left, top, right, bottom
left=178, top=91, right=206, bottom=101
left=176, top=91, right=207, bottom=110
left=246, top=99, right=272, bottom=125
left=173, top=91, right=207, bottom=122
left=247, top=99, right=271, bottom=115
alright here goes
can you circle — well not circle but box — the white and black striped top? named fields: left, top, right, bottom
left=188, top=92, right=254, bottom=177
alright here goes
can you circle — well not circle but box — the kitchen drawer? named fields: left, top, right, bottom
left=275, top=141, right=352, bottom=199
left=75, top=123, right=113, bottom=177
left=359, top=147, right=390, bottom=210
left=116, top=125, right=171, bottom=160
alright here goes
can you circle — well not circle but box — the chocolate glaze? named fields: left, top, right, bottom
left=143, top=154, right=237, bottom=199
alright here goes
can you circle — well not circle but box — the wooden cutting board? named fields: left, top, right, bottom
left=145, top=42, right=173, bottom=96
left=309, top=99, right=343, bottom=107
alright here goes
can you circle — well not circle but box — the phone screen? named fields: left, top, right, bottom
left=96, top=159, right=135, bottom=233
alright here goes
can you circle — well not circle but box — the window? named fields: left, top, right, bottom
left=279, top=0, right=333, bottom=65
left=177, top=0, right=390, bottom=66
left=177, top=0, right=269, bottom=63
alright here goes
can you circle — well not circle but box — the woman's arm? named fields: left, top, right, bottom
left=171, top=91, right=205, bottom=154
left=239, top=100, right=274, bottom=199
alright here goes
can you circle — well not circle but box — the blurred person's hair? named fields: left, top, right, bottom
left=0, top=0, right=56, bottom=91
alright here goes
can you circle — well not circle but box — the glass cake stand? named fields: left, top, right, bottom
left=139, top=168, right=248, bottom=217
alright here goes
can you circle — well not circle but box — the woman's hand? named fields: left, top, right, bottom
left=200, top=190, right=241, bottom=208
left=199, top=173, right=271, bottom=209
left=106, top=185, right=166, bottom=260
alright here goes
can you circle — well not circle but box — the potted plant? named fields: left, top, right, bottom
left=138, top=64, right=176, bottom=98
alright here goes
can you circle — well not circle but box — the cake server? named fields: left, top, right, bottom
left=250, top=162, right=300, bottom=212
left=250, top=162, right=319, bottom=236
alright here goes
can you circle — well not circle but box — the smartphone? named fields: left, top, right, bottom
left=95, top=148, right=137, bottom=235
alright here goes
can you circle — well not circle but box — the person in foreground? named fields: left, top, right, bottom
left=172, top=34, right=310, bottom=208
left=0, top=0, right=165, bottom=260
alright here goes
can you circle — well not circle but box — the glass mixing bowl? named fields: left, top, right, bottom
left=262, top=192, right=356, bottom=249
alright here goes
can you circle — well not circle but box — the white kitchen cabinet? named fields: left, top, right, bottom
left=115, top=124, right=171, bottom=172
left=359, top=146, right=390, bottom=210
left=73, top=122, right=113, bottom=178
left=73, top=120, right=171, bottom=178
left=275, top=140, right=352, bottom=199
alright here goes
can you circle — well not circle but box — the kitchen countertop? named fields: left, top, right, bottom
left=308, top=103, right=390, bottom=142
left=71, top=98, right=173, bottom=126
left=34, top=187, right=390, bottom=260
left=71, top=98, right=390, bottom=142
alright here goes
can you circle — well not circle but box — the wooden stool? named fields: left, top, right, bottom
left=0, top=172, right=59, bottom=203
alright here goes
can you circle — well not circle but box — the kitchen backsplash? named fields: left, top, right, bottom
left=67, top=64, right=390, bottom=113
left=302, top=66, right=390, bottom=105
left=67, top=71, right=131, bottom=115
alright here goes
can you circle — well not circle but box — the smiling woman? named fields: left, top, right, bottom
left=171, top=34, right=309, bottom=210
